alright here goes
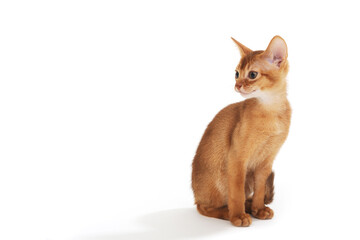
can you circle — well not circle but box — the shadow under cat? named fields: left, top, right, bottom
left=78, top=208, right=233, bottom=240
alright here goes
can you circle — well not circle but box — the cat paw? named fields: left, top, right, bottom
left=230, top=213, right=252, bottom=227
left=251, top=206, right=274, bottom=220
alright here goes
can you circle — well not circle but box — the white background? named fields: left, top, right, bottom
left=1, top=1, right=360, bottom=239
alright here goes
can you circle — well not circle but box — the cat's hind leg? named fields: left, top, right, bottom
left=196, top=204, right=229, bottom=220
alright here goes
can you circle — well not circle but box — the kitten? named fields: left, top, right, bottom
left=191, top=36, right=291, bottom=227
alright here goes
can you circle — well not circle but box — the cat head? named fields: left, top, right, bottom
left=232, top=36, right=289, bottom=103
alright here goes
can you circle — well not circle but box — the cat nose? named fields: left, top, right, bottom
left=235, top=82, right=242, bottom=92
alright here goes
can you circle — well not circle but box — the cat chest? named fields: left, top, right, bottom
left=252, top=117, right=287, bottom=136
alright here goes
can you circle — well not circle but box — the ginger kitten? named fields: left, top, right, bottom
left=191, top=36, right=291, bottom=227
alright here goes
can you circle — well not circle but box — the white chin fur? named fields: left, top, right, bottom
left=240, top=90, right=276, bottom=104
left=240, top=90, right=259, bottom=99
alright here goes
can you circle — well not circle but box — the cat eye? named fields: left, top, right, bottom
left=248, top=71, right=258, bottom=79
left=235, top=70, right=239, bottom=79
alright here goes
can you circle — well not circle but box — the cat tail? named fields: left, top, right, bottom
left=264, top=171, right=275, bottom=204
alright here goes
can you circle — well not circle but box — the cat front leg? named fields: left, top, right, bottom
left=227, top=149, right=252, bottom=227
left=250, top=134, right=288, bottom=219
left=251, top=163, right=274, bottom=219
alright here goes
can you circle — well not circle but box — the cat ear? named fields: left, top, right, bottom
left=231, top=37, right=252, bottom=57
left=263, top=35, right=288, bottom=67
